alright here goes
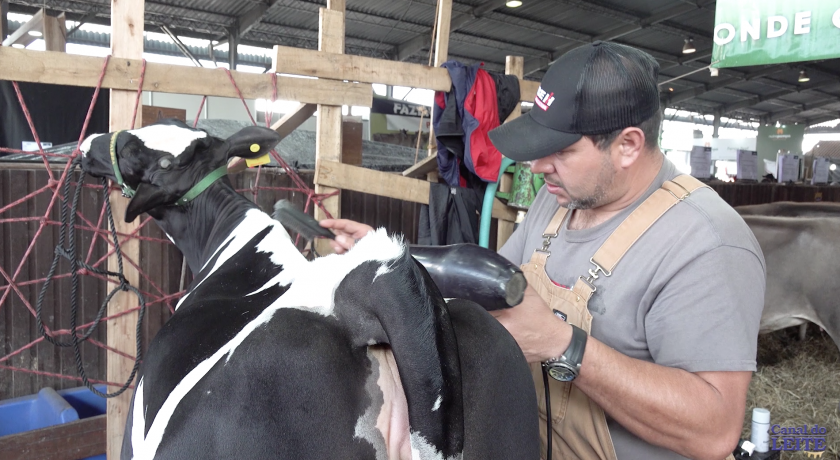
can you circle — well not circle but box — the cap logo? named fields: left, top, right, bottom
left=535, top=86, right=555, bottom=111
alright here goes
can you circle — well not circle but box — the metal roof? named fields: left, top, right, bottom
left=6, top=0, right=840, bottom=126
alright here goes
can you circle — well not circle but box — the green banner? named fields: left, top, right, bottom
left=712, top=0, right=840, bottom=68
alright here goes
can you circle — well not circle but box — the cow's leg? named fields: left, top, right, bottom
left=446, top=298, right=540, bottom=460
left=798, top=323, right=808, bottom=341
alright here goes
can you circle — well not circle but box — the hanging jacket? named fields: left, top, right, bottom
left=433, top=61, right=520, bottom=187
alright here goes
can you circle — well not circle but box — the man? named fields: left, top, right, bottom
left=322, top=41, right=765, bottom=460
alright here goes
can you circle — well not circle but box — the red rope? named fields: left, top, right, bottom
left=130, top=59, right=148, bottom=129
left=0, top=57, right=349, bottom=393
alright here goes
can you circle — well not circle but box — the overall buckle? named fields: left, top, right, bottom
left=536, top=231, right=558, bottom=256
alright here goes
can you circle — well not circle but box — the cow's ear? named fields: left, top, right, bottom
left=225, top=126, right=282, bottom=160
left=125, top=183, right=175, bottom=222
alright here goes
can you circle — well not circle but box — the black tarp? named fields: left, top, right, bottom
left=0, top=82, right=109, bottom=154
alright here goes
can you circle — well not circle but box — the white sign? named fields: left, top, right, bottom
left=811, top=157, right=830, bottom=184
left=777, top=153, right=801, bottom=183
left=22, top=141, right=52, bottom=151
left=736, top=149, right=758, bottom=181
left=694, top=138, right=757, bottom=160
left=690, top=146, right=713, bottom=179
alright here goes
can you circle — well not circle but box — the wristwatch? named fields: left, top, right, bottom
left=542, top=324, right=587, bottom=382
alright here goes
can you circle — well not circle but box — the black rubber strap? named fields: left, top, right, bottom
left=564, top=324, right=588, bottom=371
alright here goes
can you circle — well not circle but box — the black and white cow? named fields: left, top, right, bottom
left=79, top=120, right=539, bottom=460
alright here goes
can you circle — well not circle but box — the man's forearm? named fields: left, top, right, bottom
left=574, top=338, right=749, bottom=460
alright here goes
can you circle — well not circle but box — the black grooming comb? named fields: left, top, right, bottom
left=272, top=199, right=336, bottom=240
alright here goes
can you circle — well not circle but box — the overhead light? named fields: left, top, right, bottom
left=709, top=67, right=719, bottom=77
left=798, top=70, right=810, bottom=83
left=668, top=87, right=674, bottom=92
left=28, top=30, right=42, bottom=37
left=505, top=0, right=523, bottom=7
left=12, top=43, right=25, bottom=48
left=211, top=40, right=219, bottom=45
left=682, top=37, right=696, bottom=54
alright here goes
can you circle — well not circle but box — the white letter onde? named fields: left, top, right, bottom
left=767, top=16, right=788, bottom=38
left=741, top=16, right=760, bottom=42
left=794, top=11, right=811, bottom=35
left=714, top=23, right=736, bottom=45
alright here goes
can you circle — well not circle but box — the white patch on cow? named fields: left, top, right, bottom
left=135, top=228, right=406, bottom=458
left=258, top=228, right=404, bottom=317
left=432, top=395, right=442, bottom=412
left=373, top=261, right=395, bottom=282
left=177, top=210, right=302, bottom=310
left=354, top=348, right=389, bottom=460
left=127, top=124, right=208, bottom=157
left=79, top=133, right=104, bottom=157
left=131, top=378, right=146, bottom=459
left=410, top=432, right=462, bottom=460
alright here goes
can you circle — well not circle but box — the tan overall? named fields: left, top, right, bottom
left=521, top=175, right=733, bottom=460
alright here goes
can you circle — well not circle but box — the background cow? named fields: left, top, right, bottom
left=736, top=201, right=840, bottom=218
left=737, top=209, right=840, bottom=354
left=79, top=120, right=539, bottom=460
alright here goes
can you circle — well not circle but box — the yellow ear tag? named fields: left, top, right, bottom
left=249, top=143, right=261, bottom=153
left=246, top=154, right=271, bottom=167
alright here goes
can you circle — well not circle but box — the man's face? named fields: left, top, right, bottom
left=529, top=137, right=617, bottom=210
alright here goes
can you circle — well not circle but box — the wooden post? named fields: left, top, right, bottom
left=43, top=10, right=66, bottom=52
left=107, top=1, right=143, bottom=458
left=497, top=56, right=524, bottom=250
left=426, top=0, right=452, bottom=183
left=0, top=1, right=9, bottom=41
left=313, top=0, right=345, bottom=255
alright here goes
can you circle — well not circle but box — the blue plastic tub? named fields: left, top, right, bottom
left=0, top=384, right=107, bottom=460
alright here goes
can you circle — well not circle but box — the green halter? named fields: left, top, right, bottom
left=109, top=130, right=136, bottom=198
left=174, top=165, right=229, bottom=206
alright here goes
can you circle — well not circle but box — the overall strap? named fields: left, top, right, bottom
left=578, top=175, right=711, bottom=297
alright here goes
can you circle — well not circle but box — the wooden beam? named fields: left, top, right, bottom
left=0, top=1, right=8, bottom=42
left=1, top=8, right=42, bottom=48
left=519, top=80, right=538, bottom=108
left=433, top=0, right=452, bottom=68
left=43, top=11, right=66, bottom=52
left=273, top=46, right=451, bottom=92
left=0, top=414, right=105, bottom=460
left=271, top=46, right=537, bottom=103
left=0, top=47, right=372, bottom=107
left=313, top=5, right=345, bottom=255
left=497, top=55, right=524, bottom=250
left=316, top=161, right=517, bottom=221
left=426, top=0, right=452, bottom=182
left=270, top=103, right=317, bottom=139
left=402, top=154, right=438, bottom=178
left=107, top=1, right=144, bottom=458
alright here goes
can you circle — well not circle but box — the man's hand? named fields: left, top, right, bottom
left=489, top=284, right=573, bottom=363
left=319, top=219, right=374, bottom=254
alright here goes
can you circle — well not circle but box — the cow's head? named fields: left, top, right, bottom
left=80, top=119, right=280, bottom=222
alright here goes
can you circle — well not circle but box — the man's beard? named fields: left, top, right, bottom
left=560, top=154, right=616, bottom=210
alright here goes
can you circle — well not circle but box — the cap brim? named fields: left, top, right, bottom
left=489, top=113, right=582, bottom=162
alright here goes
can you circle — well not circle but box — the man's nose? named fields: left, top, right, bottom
left=529, top=158, right=552, bottom=174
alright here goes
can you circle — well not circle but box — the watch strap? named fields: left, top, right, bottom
left=562, top=325, right=587, bottom=371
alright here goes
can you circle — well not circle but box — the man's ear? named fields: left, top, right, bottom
left=125, top=183, right=176, bottom=223
left=225, top=126, right=282, bottom=160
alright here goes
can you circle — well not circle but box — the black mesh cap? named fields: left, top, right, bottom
left=489, top=41, right=660, bottom=161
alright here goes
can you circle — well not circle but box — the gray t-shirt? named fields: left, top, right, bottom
left=499, top=158, right=766, bottom=460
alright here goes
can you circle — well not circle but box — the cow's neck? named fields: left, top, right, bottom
left=156, top=180, right=256, bottom=273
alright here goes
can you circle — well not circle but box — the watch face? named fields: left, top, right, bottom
left=547, top=364, right=576, bottom=382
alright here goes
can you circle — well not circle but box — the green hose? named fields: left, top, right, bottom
left=479, top=157, right=515, bottom=248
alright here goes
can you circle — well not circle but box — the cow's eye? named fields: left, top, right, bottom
left=159, top=158, right=172, bottom=169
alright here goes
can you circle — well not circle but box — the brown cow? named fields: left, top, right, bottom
left=736, top=201, right=840, bottom=218
left=741, top=214, right=840, bottom=353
